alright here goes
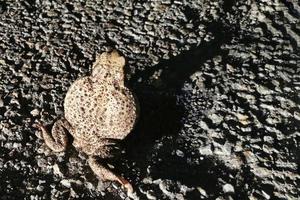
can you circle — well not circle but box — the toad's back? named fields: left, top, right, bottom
left=64, top=77, right=138, bottom=143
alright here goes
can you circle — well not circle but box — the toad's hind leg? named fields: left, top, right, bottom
left=87, top=140, right=133, bottom=194
left=88, top=156, right=133, bottom=194
left=84, top=138, right=121, bottom=156
left=35, top=118, right=73, bottom=152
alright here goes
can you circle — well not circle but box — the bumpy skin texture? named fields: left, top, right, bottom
left=64, top=51, right=138, bottom=155
left=37, top=50, right=138, bottom=194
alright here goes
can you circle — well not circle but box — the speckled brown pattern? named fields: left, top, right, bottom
left=37, top=50, right=138, bottom=195
left=64, top=52, right=138, bottom=153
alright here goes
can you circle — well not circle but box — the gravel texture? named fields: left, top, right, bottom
left=0, top=0, right=299, bottom=199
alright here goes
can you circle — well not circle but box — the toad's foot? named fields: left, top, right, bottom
left=79, top=138, right=122, bottom=157
left=34, top=118, right=72, bottom=152
left=88, top=156, right=133, bottom=195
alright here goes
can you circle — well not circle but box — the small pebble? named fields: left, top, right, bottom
left=223, top=184, right=235, bottom=194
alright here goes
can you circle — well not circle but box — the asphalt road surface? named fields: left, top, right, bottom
left=0, top=0, right=299, bottom=199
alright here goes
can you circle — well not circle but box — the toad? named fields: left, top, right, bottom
left=35, top=50, right=139, bottom=194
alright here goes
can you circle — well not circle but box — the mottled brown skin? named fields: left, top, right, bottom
left=36, top=50, right=139, bottom=194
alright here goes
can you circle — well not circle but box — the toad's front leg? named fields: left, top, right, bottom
left=34, top=118, right=73, bottom=152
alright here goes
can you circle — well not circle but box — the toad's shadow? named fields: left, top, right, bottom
left=121, top=21, right=236, bottom=195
